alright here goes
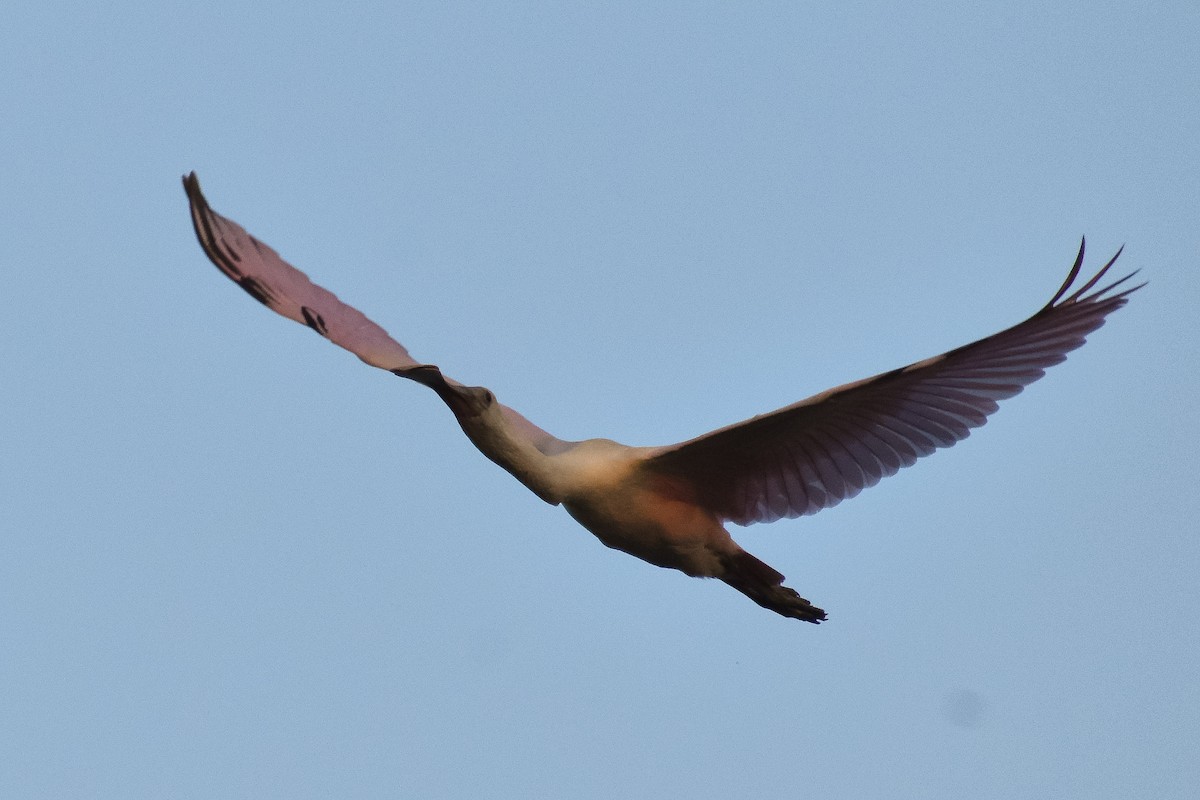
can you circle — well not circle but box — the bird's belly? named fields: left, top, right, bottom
left=562, top=481, right=731, bottom=577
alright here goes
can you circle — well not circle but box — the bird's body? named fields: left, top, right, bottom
left=457, top=404, right=735, bottom=577
left=561, top=443, right=732, bottom=577
left=183, top=172, right=1141, bottom=623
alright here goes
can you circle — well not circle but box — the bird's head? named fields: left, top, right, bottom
left=443, top=384, right=497, bottom=419
left=402, top=365, right=496, bottom=419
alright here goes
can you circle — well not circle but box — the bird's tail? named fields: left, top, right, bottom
left=720, top=551, right=827, bottom=624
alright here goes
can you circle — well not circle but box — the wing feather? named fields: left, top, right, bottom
left=184, top=172, right=424, bottom=373
left=183, top=172, right=572, bottom=457
left=641, top=241, right=1142, bottom=525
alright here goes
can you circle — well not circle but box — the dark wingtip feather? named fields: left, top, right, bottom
left=182, top=171, right=204, bottom=205
left=1065, top=243, right=1126, bottom=303
left=1087, top=268, right=1144, bottom=302
left=1042, top=240, right=1142, bottom=311
left=1044, top=237, right=1086, bottom=310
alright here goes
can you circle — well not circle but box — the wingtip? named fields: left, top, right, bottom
left=1044, top=238, right=1137, bottom=309
left=182, top=171, right=204, bottom=203
left=1045, top=238, right=1088, bottom=309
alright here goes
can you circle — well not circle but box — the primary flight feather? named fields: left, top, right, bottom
left=183, top=172, right=1141, bottom=623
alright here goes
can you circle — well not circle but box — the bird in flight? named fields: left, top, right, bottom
left=183, top=173, right=1141, bottom=623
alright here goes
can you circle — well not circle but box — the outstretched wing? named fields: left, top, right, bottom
left=183, top=172, right=570, bottom=457
left=184, top=172, right=425, bottom=373
left=641, top=242, right=1142, bottom=525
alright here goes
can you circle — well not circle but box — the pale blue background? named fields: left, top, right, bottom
left=3, top=3, right=1197, bottom=798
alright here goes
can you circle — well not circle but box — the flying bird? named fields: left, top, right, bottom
left=183, top=172, right=1141, bottom=623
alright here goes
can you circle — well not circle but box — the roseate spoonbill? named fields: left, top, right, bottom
left=183, top=172, right=1141, bottom=623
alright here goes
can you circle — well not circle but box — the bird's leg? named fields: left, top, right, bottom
left=719, top=550, right=827, bottom=624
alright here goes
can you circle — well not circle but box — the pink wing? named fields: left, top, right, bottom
left=185, top=172, right=424, bottom=373
left=184, top=172, right=571, bottom=457
left=641, top=242, right=1142, bottom=525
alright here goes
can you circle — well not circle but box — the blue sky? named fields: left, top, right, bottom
left=3, top=2, right=1197, bottom=798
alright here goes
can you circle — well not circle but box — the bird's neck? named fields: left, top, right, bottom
left=456, top=412, right=565, bottom=505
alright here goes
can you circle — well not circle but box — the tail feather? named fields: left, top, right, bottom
left=720, top=551, right=827, bottom=624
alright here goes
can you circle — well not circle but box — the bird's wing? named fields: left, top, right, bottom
left=184, top=172, right=424, bottom=372
left=183, top=172, right=570, bottom=456
left=640, top=242, right=1142, bottom=525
